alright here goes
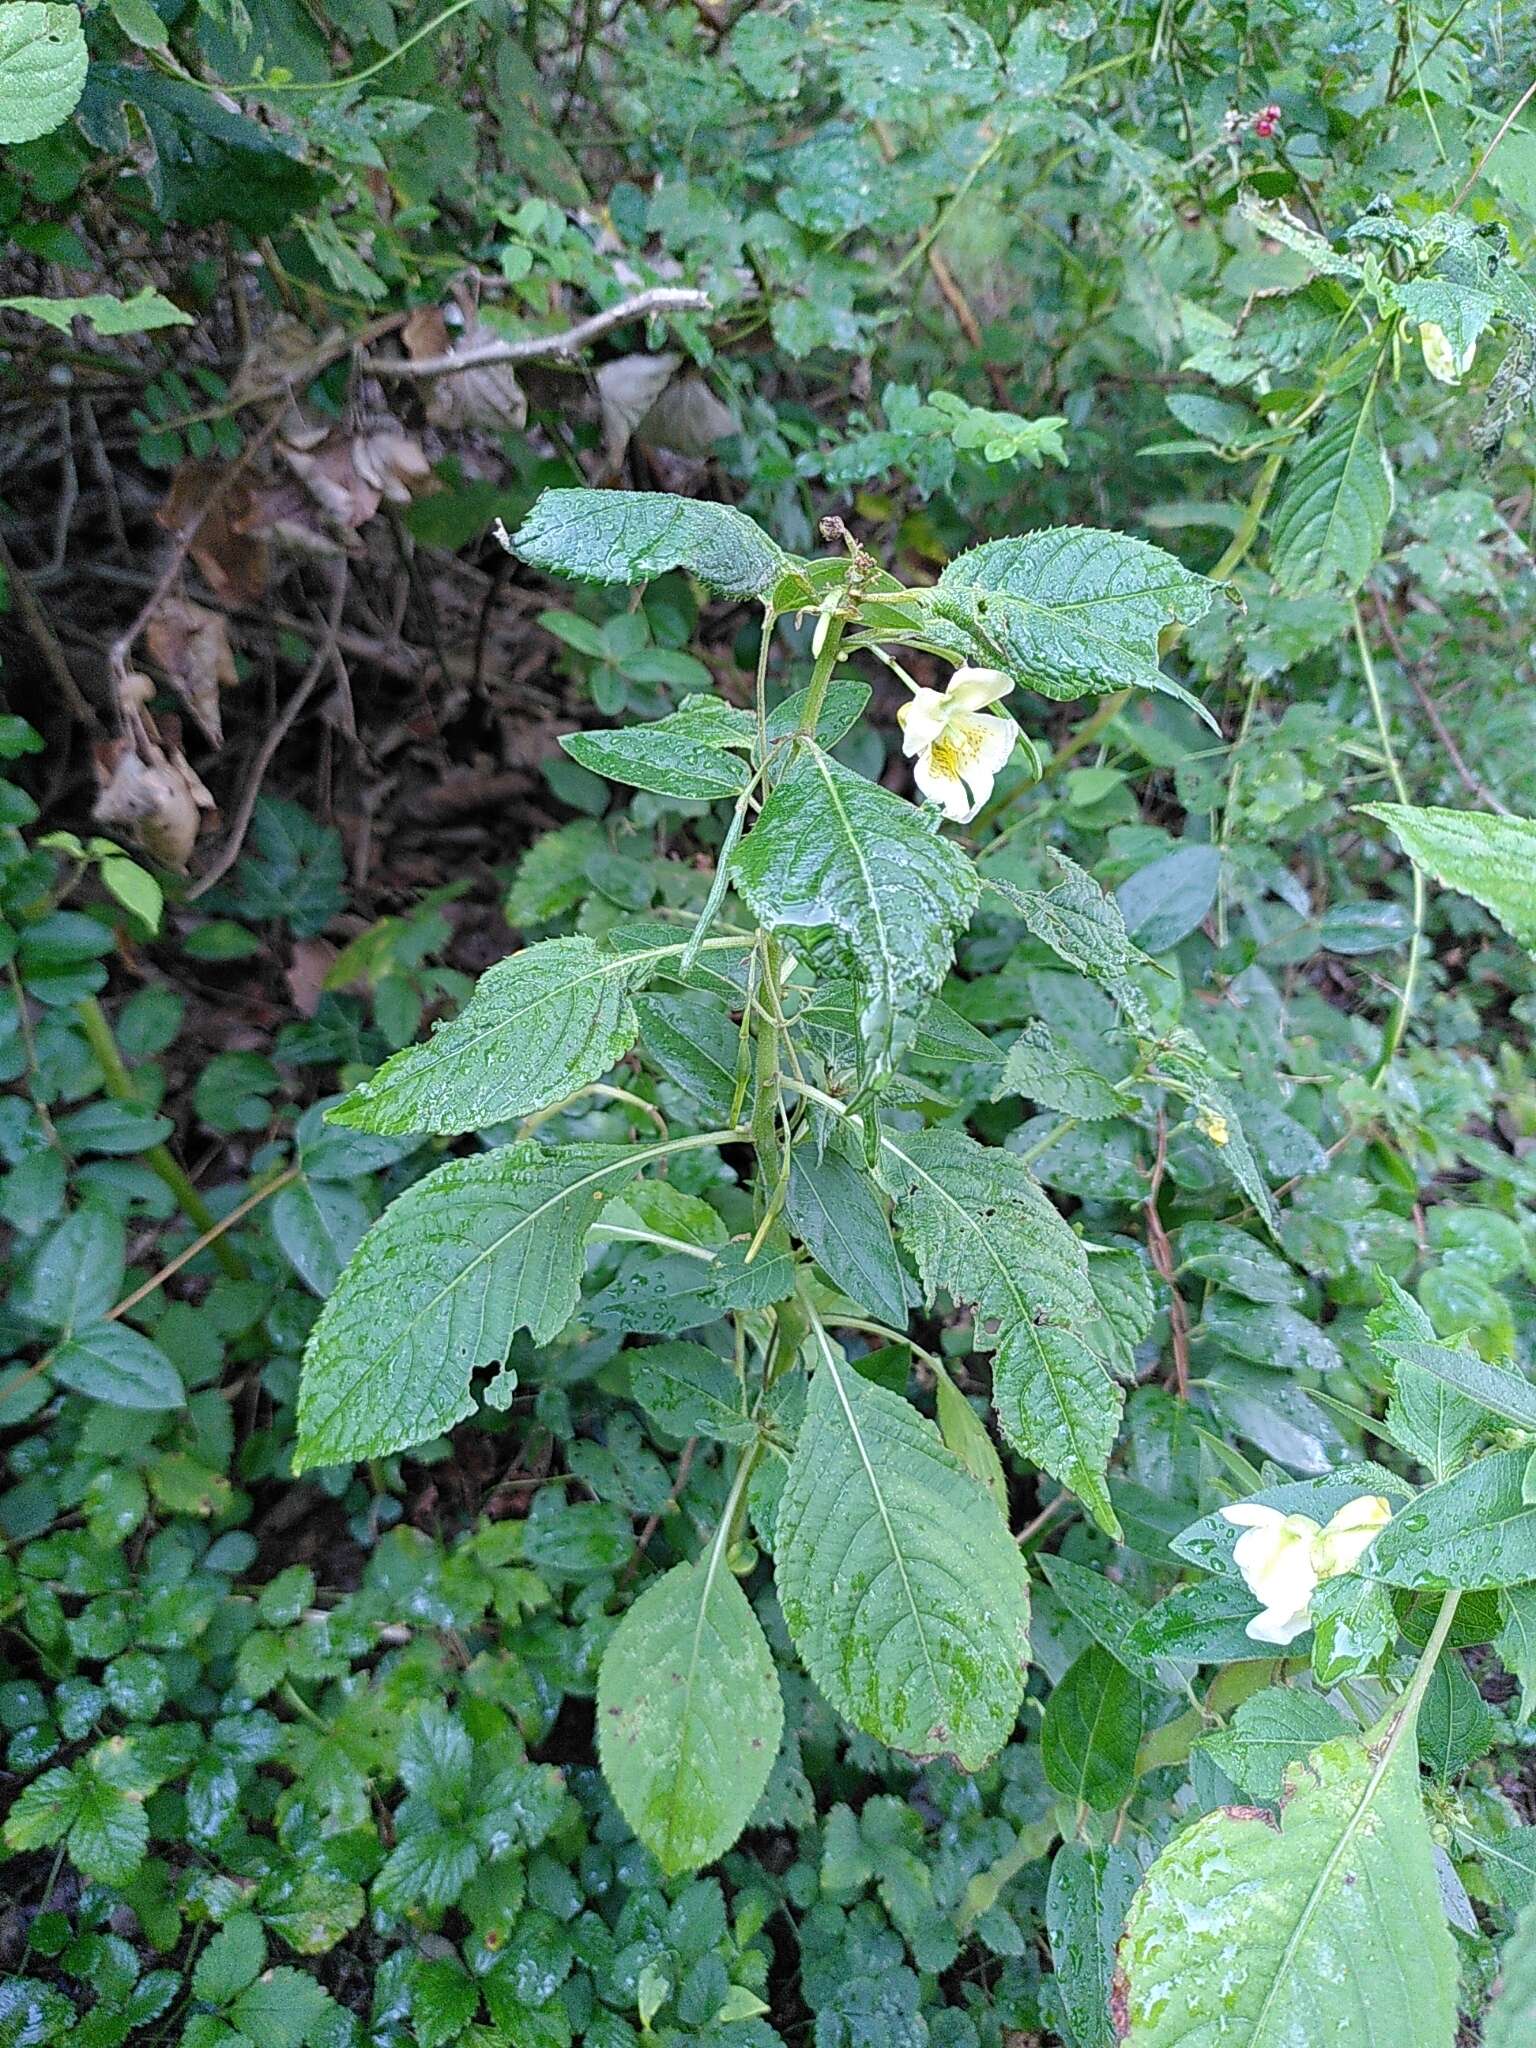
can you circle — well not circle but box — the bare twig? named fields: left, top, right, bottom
left=0, top=522, right=101, bottom=729
left=624, top=1436, right=699, bottom=1578
left=368, top=285, right=712, bottom=379
left=106, top=408, right=285, bottom=726
left=187, top=568, right=349, bottom=898
left=1370, top=590, right=1512, bottom=815
left=105, top=1164, right=300, bottom=1324
left=1452, top=72, right=1536, bottom=211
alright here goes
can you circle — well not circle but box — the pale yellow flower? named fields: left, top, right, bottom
left=1419, top=321, right=1475, bottom=385
left=897, top=666, right=1018, bottom=823
left=1220, top=1493, right=1393, bottom=1645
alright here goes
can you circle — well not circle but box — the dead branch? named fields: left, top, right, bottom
left=368, top=285, right=712, bottom=380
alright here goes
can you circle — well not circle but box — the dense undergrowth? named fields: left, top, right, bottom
left=6, top=3, right=1536, bottom=2046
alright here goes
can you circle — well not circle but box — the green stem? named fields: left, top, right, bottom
left=179, top=0, right=478, bottom=96
left=1396, top=1590, right=1461, bottom=1730
left=75, top=997, right=247, bottom=1280
left=1352, top=601, right=1425, bottom=1084
left=795, top=610, right=848, bottom=739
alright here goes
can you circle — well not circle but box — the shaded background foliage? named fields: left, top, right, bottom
left=5, top=2, right=1536, bottom=2046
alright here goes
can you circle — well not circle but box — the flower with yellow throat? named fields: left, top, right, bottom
left=896, top=666, right=1019, bottom=823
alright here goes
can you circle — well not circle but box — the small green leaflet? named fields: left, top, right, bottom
left=732, top=745, right=979, bottom=1077
left=1371, top=1273, right=1483, bottom=1481
left=996, top=1018, right=1127, bottom=1120
left=877, top=1125, right=1124, bottom=1536
left=50, top=1323, right=185, bottom=1411
left=1, top=288, right=192, bottom=336
left=296, top=1139, right=692, bottom=1468
left=628, top=1341, right=754, bottom=1444
left=983, top=853, right=1154, bottom=1030
left=1360, top=802, right=1536, bottom=954
left=1197, top=1684, right=1347, bottom=1800
left=511, top=488, right=793, bottom=599
left=775, top=1328, right=1031, bottom=1769
left=328, top=934, right=670, bottom=1136
left=1119, top=1707, right=1455, bottom=2047
left=900, top=527, right=1219, bottom=729
left=561, top=724, right=751, bottom=802
left=597, top=1552, right=783, bottom=1873
left=1366, top=1451, right=1536, bottom=1589
left=1269, top=397, right=1394, bottom=594
left=0, top=4, right=88, bottom=144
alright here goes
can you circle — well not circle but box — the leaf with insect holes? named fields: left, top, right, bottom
left=598, top=1554, right=782, bottom=1873
left=876, top=1126, right=1124, bottom=1537
left=1118, top=1707, right=1454, bottom=2047
left=511, top=488, right=795, bottom=599
left=732, top=746, right=979, bottom=1077
left=296, top=1140, right=682, bottom=1468
left=896, top=527, right=1218, bottom=727
left=1361, top=803, right=1536, bottom=954
left=775, top=1333, right=1031, bottom=1769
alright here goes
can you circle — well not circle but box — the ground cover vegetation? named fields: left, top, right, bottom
left=6, top=2, right=1536, bottom=2043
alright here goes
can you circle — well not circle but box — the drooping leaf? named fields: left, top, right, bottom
left=511, top=488, right=792, bottom=599
left=732, top=746, right=979, bottom=1075
left=1040, top=1645, right=1142, bottom=1810
left=877, top=1125, right=1123, bottom=1536
left=0, top=4, right=87, bottom=144
left=1118, top=1706, right=1455, bottom=2047
left=328, top=936, right=662, bottom=1136
left=901, top=528, right=1218, bottom=726
left=585, top=1239, right=796, bottom=1335
left=786, top=1146, right=910, bottom=1326
left=996, top=1018, right=1127, bottom=1120
left=1269, top=397, right=1394, bottom=594
left=597, top=1552, right=783, bottom=1873
left=1360, top=803, right=1536, bottom=954
left=1046, top=1844, right=1140, bottom=2048
left=296, top=1140, right=682, bottom=1467
left=1380, top=1338, right=1536, bottom=1433
left=983, top=854, right=1153, bottom=1029
left=775, top=1330, right=1031, bottom=1769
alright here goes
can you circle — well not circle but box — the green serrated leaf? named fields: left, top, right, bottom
left=1366, top=1451, right=1536, bottom=1589
left=877, top=1125, right=1123, bottom=1536
left=628, top=1340, right=754, bottom=1443
left=598, top=1550, right=782, bottom=1873
left=329, top=935, right=666, bottom=1136
left=1360, top=802, right=1536, bottom=954
left=1270, top=397, right=1394, bottom=595
left=1488, top=1898, right=1536, bottom=2048
left=511, top=488, right=792, bottom=599
left=296, top=1138, right=700, bottom=1467
left=50, top=1323, right=185, bottom=1411
left=903, top=527, right=1218, bottom=727
left=0, top=4, right=88, bottom=144
left=732, top=745, right=979, bottom=1076
left=1120, top=1707, right=1455, bottom=2046
left=786, top=1147, right=909, bottom=1327
left=775, top=1326, right=1031, bottom=1769
left=1197, top=1685, right=1347, bottom=1800
left=1041, top=1644, right=1142, bottom=1810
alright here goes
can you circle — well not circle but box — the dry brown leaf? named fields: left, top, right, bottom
left=285, top=936, right=337, bottom=1017
left=144, top=595, right=238, bottom=746
left=279, top=424, right=434, bottom=534
left=419, top=317, right=529, bottom=433
left=156, top=460, right=271, bottom=606
left=637, top=372, right=739, bottom=458
left=596, top=350, right=680, bottom=466
left=93, top=698, right=217, bottom=871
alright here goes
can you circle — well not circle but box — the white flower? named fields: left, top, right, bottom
left=1419, top=321, right=1476, bottom=385
left=1220, top=1493, right=1393, bottom=1646
left=897, top=666, right=1018, bottom=823
left=1222, top=1504, right=1322, bottom=1645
